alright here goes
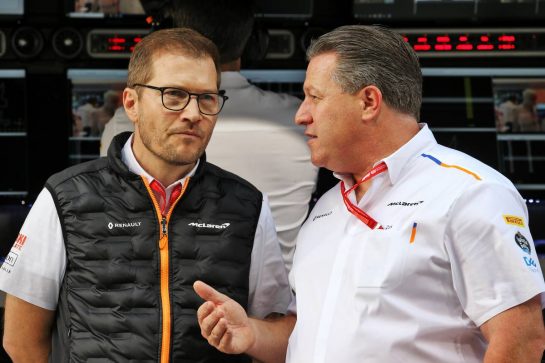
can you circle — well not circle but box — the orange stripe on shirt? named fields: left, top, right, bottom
left=410, top=222, right=417, bottom=244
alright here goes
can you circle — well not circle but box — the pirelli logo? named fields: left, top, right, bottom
left=503, top=215, right=525, bottom=227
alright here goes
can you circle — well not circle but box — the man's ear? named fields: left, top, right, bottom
left=358, top=85, right=382, bottom=121
left=123, top=88, right=139, bottom=125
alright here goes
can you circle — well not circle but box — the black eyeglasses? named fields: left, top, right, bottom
left=131, top=83, right=228, bottom=116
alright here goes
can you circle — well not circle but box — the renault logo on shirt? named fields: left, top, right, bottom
left=107, top=221, right=142, bottom=229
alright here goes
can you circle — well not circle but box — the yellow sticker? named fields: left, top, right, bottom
left=503, top=215, right=525, bottom=227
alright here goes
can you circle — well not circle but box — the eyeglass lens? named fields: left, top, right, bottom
left=162, top=88, right=223, bottom=115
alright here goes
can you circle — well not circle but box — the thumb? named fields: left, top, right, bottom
left=193, top=280, right=230, bottom=304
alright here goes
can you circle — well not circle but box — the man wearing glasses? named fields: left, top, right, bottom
left=100, top=0, right=319, bottom=274
left=0, top=28, right=291, bottom=363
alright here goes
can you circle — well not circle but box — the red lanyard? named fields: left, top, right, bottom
left=340, top=162, right=388, bottom=229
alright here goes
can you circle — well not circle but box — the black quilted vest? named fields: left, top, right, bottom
left=46, top=132, right=260, bottom=362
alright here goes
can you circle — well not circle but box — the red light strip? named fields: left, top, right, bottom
left=477, top=44, right=494, bottom=50
left=498, top=35, right=515, bottom=42
left=434, top=44, right=452, bottom=51
left=498, top=44, right=516, bottom=50
left=414, top=44, right=431, bottom=51
left=108, top=37, right=126, bottom=44
left=456, top=44, right=473, bottom=51
left=405, top=32, right=522, bottom=53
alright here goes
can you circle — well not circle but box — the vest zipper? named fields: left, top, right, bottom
left=161, top=217, right=167, bottom=236
left=141, top=176, right=190, bottom=363
left=160, top=217, right=168, bottom=249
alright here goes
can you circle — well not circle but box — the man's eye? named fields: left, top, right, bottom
left=200, top=94, right=217, bottom=102
left=164, top=89, right=187, bottom=98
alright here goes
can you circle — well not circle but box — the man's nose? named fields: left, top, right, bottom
left=182, top=96, right=202, bottom=122
left=295, top=100, right=312, bottom=125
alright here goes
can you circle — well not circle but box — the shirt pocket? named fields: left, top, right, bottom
left=354, top=229, right=409, bottom=290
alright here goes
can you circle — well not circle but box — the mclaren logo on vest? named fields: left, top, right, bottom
left=188, top=222, right=231, bottom=229
left=107, top=221, right=142, bottom=229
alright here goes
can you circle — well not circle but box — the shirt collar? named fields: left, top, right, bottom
left=334, top=123, right=437, bottom=186
left=121, top=133, right=199, bottom=189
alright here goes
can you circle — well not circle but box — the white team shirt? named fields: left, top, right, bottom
left=0, top=136, right=292, bottom=319
left=287, top=124, right=545, bottom=363
left=206, top=72, right=318, bottom=271
left=99, top=107, right=135, bottom=157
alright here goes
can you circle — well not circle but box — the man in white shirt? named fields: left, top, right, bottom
left=100, top=106, right=135, bottom=153
left=192, top=25, right=545, bottom=363
left=100, top=0, right=319, bottom=271
left=0, top=28, right=291, bottom=363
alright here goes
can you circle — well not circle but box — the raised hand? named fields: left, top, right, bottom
left=193, top=280, right=256, bottom=354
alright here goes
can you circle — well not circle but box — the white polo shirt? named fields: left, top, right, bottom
left=287, top=124, right=545, bottom=363
left=0, top=136, right=292, bottom=319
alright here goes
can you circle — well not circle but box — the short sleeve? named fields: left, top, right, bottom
left=0, top=188, right=66, bottom=310
left=445, top=182, right=545, bottom=326
left=248, top=194, right=294, bottom=318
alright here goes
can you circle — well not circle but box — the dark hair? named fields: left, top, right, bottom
left=163, top=0, right=255, bottom=63
left=307, top=25, right=423, bottom=120
left=127, top=28, right=221, bottom=88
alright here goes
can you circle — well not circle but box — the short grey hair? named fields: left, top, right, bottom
left=307, top=25, right=422, bottom=120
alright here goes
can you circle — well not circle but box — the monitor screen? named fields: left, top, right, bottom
left=493, top=78, right=545, bottom=133
left=68, top=0, right=145, bottom=18
left=421, top=73, right=495, bottom=128
left=353, top=0, right=544, bottom=22
left=492, top=77, right=545, bottom=186
left=0, top=0, right=24, bottom=15
left=68, top=69, right=126, bottom=164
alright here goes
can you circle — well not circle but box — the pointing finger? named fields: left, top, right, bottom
left=194, top=280, right=230, bottom=304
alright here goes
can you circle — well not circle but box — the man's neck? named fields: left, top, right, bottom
left=352, top=116, right=420, bottom=202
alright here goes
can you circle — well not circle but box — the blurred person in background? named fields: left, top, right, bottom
left=513, top=88, right=540, bottom=132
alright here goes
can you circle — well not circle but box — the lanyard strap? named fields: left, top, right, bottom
left=340, top=162, right=388, bottom=229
